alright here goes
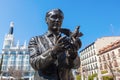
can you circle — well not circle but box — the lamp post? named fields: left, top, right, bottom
left=82, top=67, right=88, bottom=80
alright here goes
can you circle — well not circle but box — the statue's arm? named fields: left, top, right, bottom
left=64, top=51, right=80, bottom=69
left=28, top=37, right=56, bottom=70
left=66, top=38, right=81, bottom=69
left=73, top=55, right=80, bottom=69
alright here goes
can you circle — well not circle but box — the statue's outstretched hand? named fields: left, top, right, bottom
left=71, top=37, right=82, bottom=50
left=66, top=37, right=81, bottom=59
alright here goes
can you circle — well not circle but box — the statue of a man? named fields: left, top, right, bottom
left=28, top=8, right=82, bottom=80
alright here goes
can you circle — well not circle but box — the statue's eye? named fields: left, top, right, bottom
left=58, top=16, right=63, bottom=19
left=51, top=15, right=57, bottom=19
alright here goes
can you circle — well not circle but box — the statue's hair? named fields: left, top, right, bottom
left=45, top=8, right=64, bottom=21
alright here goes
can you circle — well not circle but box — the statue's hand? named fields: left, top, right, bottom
left=52, top=36, right=70, bottom=52
left=71, top=37, right=82, bottom=50
left=67, top=40, right=80, bottom=59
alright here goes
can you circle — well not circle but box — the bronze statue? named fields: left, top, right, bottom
left=28, top=8, right=83, bottom=80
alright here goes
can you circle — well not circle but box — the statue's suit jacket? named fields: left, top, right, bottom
left=28, top=31, right=80, bottom=80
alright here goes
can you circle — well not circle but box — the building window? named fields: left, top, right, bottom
left=104, top=63, right=107, bottom=69
left=18, top=61, right=22, bottom=65
left=19, top=55, right=23, bottom=60
left=91, top=52, right=93, bottom=56
left=99, top=57, right=101, bottom=62
left=2, top=66, right=6, bottom=70
left=19, top=51, right=23, bottom=54
left=95, top=63, right=98, bottom=69
left=94, top=50, right=96, bottom=55
left=113, top=60, right=118, bottom=67
left=3, top=55, right=8, bottom=60
left=3, top=61, right=7, bottom=65
left=112, top=51, right=116, bottom=58
left=100, top=64, right=103, bottom=70
left=92, top=58, right=94, bottom=62
left=11, top=61, right=15, bottom=65
left=4, top=52, right=9, bottom=54
left=25, top=61, right=29, bottom=65
left=107, top=53, right=110, bottom=60
left=87, top=54, right=88, bottom=58
left=102, top=55, right=105, bottom=61
left=95, top=57, right=97, bottom=61
left=11, top=51, right=16, bottom=54
left=89, top=52, right=92, bottom=57
left=30, top=72, right=34, bottom=76
left=5, top=45, right=10, bottom=48
left=25, top=55, right=29, bottom=59
left=24, top=72, right=29, bottom=76
left=91, top=65, right=93, bottom=70
left=118, top=49, right=120, bottom=57
left=11, top=55, right=16, bottom=61
left=90, top=59, right=92, bottom=63
left=18, top=66, right=22, bottom=70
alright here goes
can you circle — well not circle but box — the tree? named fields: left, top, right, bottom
left=0, top=54, right=3, bottom=74
left=103, top=76, right=113, bottom=80
left=88, top=73, right=98, bottom=80
left=8, top=66, right=23, bottom=80
left=76, top=75, right=81, bottom=80
left=0, top=54, right=3, bottom=80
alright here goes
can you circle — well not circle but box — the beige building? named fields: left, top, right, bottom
left=98, top=40, right=120, bottom=79
left=80, top=36, right=120, bottom=80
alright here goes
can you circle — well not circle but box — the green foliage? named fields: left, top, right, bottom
left=19, top=79, right=24, bottom=80
left=101, top=70, right=108, bottom=74
left=88, top=73, right=98, bottom=80
left=102, top=76, right=113, bottom=80
left=76, top=75, right=81, bottom=80
left=117, top=68, right=120, bottom=73
left=92, top=73, right=97, bottom=77
left=88, top=75, right=94, bottom=80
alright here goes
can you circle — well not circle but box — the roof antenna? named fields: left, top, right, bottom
left=110, top=24, right=114, bottom=35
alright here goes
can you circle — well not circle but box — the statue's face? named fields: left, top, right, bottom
left=46, top=10, right=64, bottom=32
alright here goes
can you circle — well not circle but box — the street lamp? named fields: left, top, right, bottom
left=82, top=67, right=88, bottom=80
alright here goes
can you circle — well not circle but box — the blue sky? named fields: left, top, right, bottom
left=0, top=0, right=120, bottom=52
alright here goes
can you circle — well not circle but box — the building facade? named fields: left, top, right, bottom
left=80, top=36, right=120, bottom=80
left=1, top=22, right=34, bottom=80
left=98, top=40, right=120, bottom=79
left=80, top=42, right=98, bottom=80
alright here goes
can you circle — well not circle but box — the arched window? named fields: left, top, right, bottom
left=107, top=53, right=110, bottom=60
left=113, top=60, right=118, bottom=67
left=112, top=51, right=116, bottom=58
left=99, top=57, right=101, bottom=62
left=102, top=55, right=105, bottom=61
left=104, top=63, right=107, bottom=69
left=100, top=64, right=103, bottom=70
left=118, top=49, right=120, bottom=57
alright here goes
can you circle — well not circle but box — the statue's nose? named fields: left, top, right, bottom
left=55, top=18, right=59, bottom=22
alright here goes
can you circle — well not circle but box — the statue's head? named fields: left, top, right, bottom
left=46, top=8, right=64, bottom=32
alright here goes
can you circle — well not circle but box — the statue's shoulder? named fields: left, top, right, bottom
left=33, top=34, right=45, bottom=39
left=29, top=34, right=43, bottom=42
left=32, top=33, right=48, bottom=42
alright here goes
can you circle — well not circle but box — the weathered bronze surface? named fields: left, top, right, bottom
left=28, top=8, right=82, bottom=80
